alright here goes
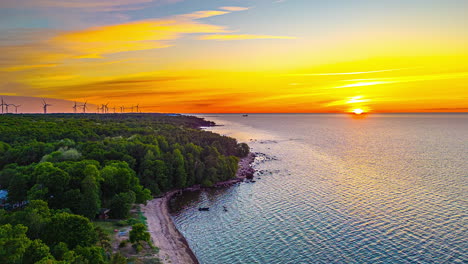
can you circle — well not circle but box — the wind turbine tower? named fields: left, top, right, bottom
left=0, top=98, right=6, bottom=114
left=42, top=99, right=52, bottom=114
left=13, top=105, right=21, bottom=114
left=82, top=101, right=88, bottom=113
left=73, top=102, right=78, bottom=113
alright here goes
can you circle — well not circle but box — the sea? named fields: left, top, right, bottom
left=170, top=114, right=467, bottom=264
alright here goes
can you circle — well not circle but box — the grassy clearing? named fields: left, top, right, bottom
left=93, top=210, right=160, bottom=263
left=93, top=220, right=118, bottom=236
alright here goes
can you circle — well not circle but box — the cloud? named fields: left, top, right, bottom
left=198, top=34, right=297, bottom=41
left=2, top=64, right=58, bottom=72
left=0, top=0, right=182, bottom=12
left=1, top=6, right=295, bottom=72
left=423, top=107, right=468, bottom=111
left=40, top=74, right=198, bottom=98
left=325, top=96, right=370, bottom=107
left=0, top=9, right=233, bottom=71
left=181, top=10, right=230, bottom=19
left=335, top=81, right=389, bottom=89
left=51, top=17, right=228, bottom=56
left=220, top=6, right=250, bottom=12
left=289, top=68, right=410, bottom=76
left=338, top=72, right=468, bottom=88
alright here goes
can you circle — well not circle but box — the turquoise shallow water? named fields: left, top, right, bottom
left=170, top=114, right=468, bottom=264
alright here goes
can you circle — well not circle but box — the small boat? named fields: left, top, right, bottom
left=242, top=114, right=248, bottom=117
left=223, top=206, right=228, bottom=212
left=198, top=207, right=210, bottom=211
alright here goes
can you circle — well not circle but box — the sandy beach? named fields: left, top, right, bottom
left=141, top=191, right=199, bottom=264
left=141, top=152, right=256, bottom=264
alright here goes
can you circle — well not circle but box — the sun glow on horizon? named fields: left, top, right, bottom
left=352, top=108, right=365, bottom=115
left=0, top=1, right=467, bottom=113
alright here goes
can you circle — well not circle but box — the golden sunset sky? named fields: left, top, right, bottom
left=0, top=0, right=467, bottom=113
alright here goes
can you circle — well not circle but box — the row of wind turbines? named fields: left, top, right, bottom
left=92, top=102, right=141, bottom=114
left=0, top=98, right=21, bottom=114
left=0, top=97, right=142, bottom=114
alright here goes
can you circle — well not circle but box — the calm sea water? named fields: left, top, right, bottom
left=171, top=114, right=468, bottom=264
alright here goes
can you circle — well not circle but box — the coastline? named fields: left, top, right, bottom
left=141, top=152, right=256, bottom=264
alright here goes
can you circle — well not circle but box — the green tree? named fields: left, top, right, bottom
left=109, top=191, right=136, bottom=219
left=101, top=162, right=134, bottom=198
left=27, top=184, right=49, bottom=201
left=129, top=223, right=151, bottom=245
left=8, top=173, right=29, bottom=203
left=74, top=246, right=106, bottom=264
left=78, top=165, right=101, bottom=219
left=173, top=149, right=187, bottom=188
left=9, top=200, right=51, bottom=240
left=52, top=242, right=69, bottom=261
left=0, top=224, right=35, bottom=263
left=44, top=212, right=97, bottom=249
left=23, top=239, right=53, bottom=264
left=33, top=162, right=70, bottom=208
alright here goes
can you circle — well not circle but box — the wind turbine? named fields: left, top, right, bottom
left=42, top=99, right=52, bottom=114
left=13, top=104, right=21, bottom=114
left=111, top=106, right=116, bottom=113
left=130, top=105, right=134, bottom=113
left=135, top=104, right=140, bottom=113
left=5, top=103, right=12, bottom=114
left=82, top=101, right=88, bottom=113
left=104, top=102, right=110, bottom=113
left=72, top=102, right=78, bottom=113
left=0, top=98, right=6, bottom=114
left=120, top=106, right=125, bottom=113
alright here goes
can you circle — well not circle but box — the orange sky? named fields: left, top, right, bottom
left=0, top=0, right=467, bottom=113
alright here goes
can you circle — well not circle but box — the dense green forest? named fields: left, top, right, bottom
left=0, top=114, right=249, bottom=263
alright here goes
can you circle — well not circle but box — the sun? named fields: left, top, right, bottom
left=352, top=108, right=365, bottom=115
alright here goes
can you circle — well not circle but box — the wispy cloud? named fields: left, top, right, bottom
left=199, top=34, right=297, bottom=41
left=335, top=81, right=389, bottom=89
left=325, top=96, right=370, bottom=107
left=51, top=15, right=228, bottom=57
left=338, top=72, right=468, bottom=88
left=289, top=68, right=409, bottom=76
left=1, top=5, right=296, bottom=73
left=2, top=63, right=58, bottom=72
left=0, top=9, right=234, bottom=71
left=220, top=6, right=250, bottom=12
left=0, top=0, right=182, bottom=12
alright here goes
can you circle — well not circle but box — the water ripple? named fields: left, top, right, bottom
left=172, top=114, right=468, bottom=264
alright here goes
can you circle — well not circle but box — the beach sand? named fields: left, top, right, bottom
left=141, top=152, right=256, bottom=264
left=141, top=191, right=199, bottom=264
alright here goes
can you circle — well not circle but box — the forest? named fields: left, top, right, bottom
left=0, top=113, right=249, bottom=263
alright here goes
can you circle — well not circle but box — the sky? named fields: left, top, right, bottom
left=0, top=0, right=467, bottom=113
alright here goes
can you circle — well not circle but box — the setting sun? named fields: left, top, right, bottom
left=352, top=109, right=365, bottom=115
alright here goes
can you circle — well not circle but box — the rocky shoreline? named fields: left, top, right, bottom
left=141, top=152, right=256, bottom=264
